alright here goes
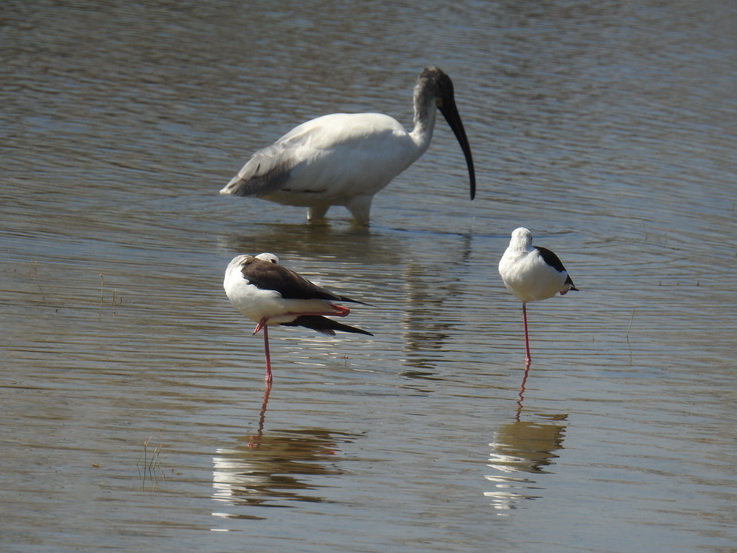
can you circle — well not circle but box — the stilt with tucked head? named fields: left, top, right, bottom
left=224, top=253, right=372, bottom=385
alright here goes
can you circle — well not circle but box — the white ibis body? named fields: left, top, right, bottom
left=220, top=67, right=476, bottom=225
left=498, top=228, right=578, bottom=366
left=223, top=253, right=372, bottom=385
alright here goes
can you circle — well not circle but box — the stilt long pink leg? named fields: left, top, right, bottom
left=252, top=317, right=273, bottom=384
left=522, top=303, right=531, bottom=368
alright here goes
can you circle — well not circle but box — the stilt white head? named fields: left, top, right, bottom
left=498, top=228, right=578, bottom=367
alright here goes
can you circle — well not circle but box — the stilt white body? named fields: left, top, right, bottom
left=223, top=253, right=371, bottom=385
left=224, top=255, right=344, bottom=327
left=498, top=228, right=578, bottom=366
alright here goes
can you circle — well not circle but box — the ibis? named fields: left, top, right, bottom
left=220, top=67, right=476, bottom=225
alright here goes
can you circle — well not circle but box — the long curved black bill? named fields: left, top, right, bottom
left=439, top=98, right=476, bottom=200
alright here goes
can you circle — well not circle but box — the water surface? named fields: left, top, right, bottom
left=2, top=1, right=736, bottom=552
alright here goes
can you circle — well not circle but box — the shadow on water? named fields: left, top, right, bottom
left=218, top=222, right=370, bottom=260
left=216, top=221, right=416, bottom=265
left=216, top=219, right=480, bottom=263
left=211, top=386, right=360, bottom=519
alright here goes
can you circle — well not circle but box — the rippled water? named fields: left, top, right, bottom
left=2, top=1, right=737, bottom=552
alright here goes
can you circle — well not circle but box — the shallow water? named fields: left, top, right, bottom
left=2, top=1, right=737, bottom=552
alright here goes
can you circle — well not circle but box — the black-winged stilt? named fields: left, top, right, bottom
left=220, top=67, right=475, bottom=225
left=224, top=253, right=372, bottom=385
left=498, top=228, right=578, bottom=367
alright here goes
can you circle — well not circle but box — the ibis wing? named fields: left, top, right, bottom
left=222, top=113, right=414, bottom=199
left=222, top=141, right=299, bottom=197
left=222, top=117, right=338, bottom=197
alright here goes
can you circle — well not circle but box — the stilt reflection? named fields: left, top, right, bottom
left=484, top=411, right=568, bottom=514
left=212, top=385, right=358, bottom=520
left=515, top=365, right=531, bottom=419
left=249, top=384, right=271, bottom=449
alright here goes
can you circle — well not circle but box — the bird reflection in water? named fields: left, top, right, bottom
left=515, top=364, right=532, bottom=419
left=484, top=411, right=568, bottom=514
left=398, top=234, right=473, bottom=383
left=248, top=385, right=272, bottom=449
left=212, top=386, right=357, bottom=519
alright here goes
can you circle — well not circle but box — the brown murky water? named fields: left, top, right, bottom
left=2, top=1, right=736, bottom=551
